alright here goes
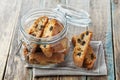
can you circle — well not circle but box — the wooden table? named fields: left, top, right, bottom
left=0, top=0, right=119, bottom=80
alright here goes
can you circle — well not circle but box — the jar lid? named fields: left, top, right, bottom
left=54, top=4, right=91, bottom=27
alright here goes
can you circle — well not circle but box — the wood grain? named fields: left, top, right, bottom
left=1, top=0, right=116, bottom=80
left=0, top=0, right=22, bottom=80
left=111, top=0, right=120, bottom=80
left=87, top=0, right=115, bottom=80
left=3, top=0, right=36, bottom=80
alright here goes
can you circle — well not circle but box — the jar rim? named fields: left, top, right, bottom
left=20, top=9, right=67, bottom=44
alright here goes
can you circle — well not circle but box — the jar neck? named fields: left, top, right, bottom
left=20, top=25, right=67, bottom=45
left=20, top=9, right=67, bottom=45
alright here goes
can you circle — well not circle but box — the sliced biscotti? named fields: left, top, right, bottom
left=23, top=46, right=65, bottom=65
left=40, top=19, right=64, bottom=57
left=41, top=19, right=63, bottom=37
left=51, top=37, right=69, bottom=55
left=72, top=31, right=93, bottom=67
left=40, top=44, right=53, bottom=57
left=83, top=46, right=96, bottom=69
left=28, top=52, right=65, bottom=65
left=27, top=16, right=48, bottom=38
left=23, top=42, right=41, bottom=53
left=40, top=37, right=68, bottom=58
left=23, top=48, right=64, bottom=65
left=72, top=31, right=96, bottom=69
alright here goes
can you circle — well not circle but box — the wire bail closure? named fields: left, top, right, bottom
left=54, top=4, right=91, bottom=27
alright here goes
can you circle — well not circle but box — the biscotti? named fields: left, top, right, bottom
left=23, top=48, right=65, bottom=65
left=51, top=37, right=69, bottom=55
left=41, top=19, right=63, bottom=37
left=72, top=31, right=93, bottom=67
left=23, top=42, right=41, bottom=53
left=83, top=46, right=96, bottom=69
left=29, top=52, right=65, bottom=65
left=23, top=16, right=69, bottom=65
left=72, top=32, right=96, bottom=69
left=40, top=19, right=64, bottom=57
left=27, top=16, right=48, bottom=38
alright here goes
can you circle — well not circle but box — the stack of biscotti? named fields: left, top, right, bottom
left=40, top=19, right=64, bottom=57
left=23, top=16, right=68, bottom=65
left=23, top=48, right=64, bottom=65
left=72, top=31, right=96, bottom=69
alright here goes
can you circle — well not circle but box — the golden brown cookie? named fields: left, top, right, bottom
left=72, top=31, right=93, bottom=67
left=41, top=19, right=63, bottom=37
left=29, top=52, right=65, bottom=65
left=83, top=46, right=96, bottom=69
left=51, top=37, right=69, bottom=55
left=27, top=16, right=48, bottom=38
left=23, top=42, right=41, bottom=53
left=40, top=19, right=64, bottom=57
left=40, top=37, right=68, bottom=57
left=23, top=48, right=65, bottom=65
left=72, top=31, right=96, bottom=69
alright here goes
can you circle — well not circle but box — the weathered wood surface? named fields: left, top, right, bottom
left=0, top=0, right=117, bottom=80
left=3, top=0, right=38, bottom=80
left=0, top=0, right=22, bottom=80
left=111, top=0, right=120, bottom=80
left=87, top=0, right=115, bottom=80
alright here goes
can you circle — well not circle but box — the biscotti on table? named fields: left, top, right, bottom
left=72, top=31, right=96, bottom=69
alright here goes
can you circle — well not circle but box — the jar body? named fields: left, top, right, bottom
left=20, top=9, right=69, bottom=65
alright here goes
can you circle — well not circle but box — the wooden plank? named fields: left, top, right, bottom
left=111, top=0, right=120, bottom=80
left=3, top=0, right=37, bottom=80
left=41, top=0, right=62, bottom=9
left=87, top=0, right=115, bottom=80
left=0, top=0, right=22, bottom=80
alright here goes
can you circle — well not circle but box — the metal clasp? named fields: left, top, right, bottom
left=54, top=4, right=91, bottom=27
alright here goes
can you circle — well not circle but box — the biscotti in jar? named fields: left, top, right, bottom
left=20, top=9, right=69, bottom=65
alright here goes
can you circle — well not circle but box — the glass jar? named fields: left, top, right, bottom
left=19, top=4, right=91, bottom=67
left=20, top=9, right=69, bottom=65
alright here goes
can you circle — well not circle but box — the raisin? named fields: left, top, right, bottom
left=77, top=52, right=81, bottom=56
left=50, top=26, right=53, bottom=31
left=43, top=44, right=46, bottom=48
left=77, top=47, right=81, bottom=51
left=91, top=54, right=94, bottom=60
left=34, top=24, right=38, bottom=28
left=31, top=33, right=36, bottom=36
left=36, top=45, right=42, bottom=52
left=77, top=39, right=81, bottom=43
left=86, top=31, right=89, bottom=35
left=81, top=41, right=86, bottom=45
left=38, top=25, right=44, bottom=30
left=81, top=34, right=84, bottom=39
